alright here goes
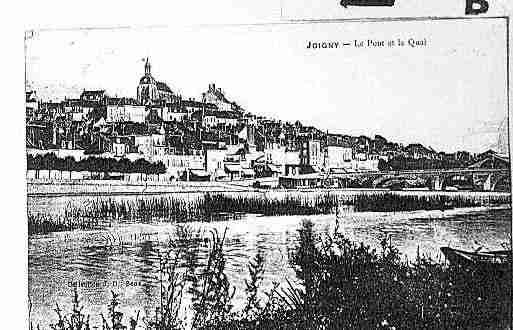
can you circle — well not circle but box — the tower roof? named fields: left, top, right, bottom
left=145, top=57, right=151, bottom=75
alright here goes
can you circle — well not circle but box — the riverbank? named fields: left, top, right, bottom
left=26, top=178, right=258, bottom=196
left=27, top=178, right=513, bottom=197
left=32, top=221, right=512, bottom=329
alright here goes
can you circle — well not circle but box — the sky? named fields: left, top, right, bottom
left=25, top=18, right=508, bottom=153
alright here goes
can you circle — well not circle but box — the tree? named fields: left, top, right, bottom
left=377, top=158, right=389, bottom=171
left=155, top=161, right=167, bottom=181
left=64, top=156, right=76, bottom=180
left=142, top=159, right=153, bottom=181
left=133, top=158, right=149, bottom=181
left=103, top=158, right=117, bottom=178
left=95, top=157, right=109, bottom=179
left=26, top=154, right=34, bottom=172
left=41, top=153, right=58, bottom=179
left=54, top=156, right=66, bottom=179
left=86, top=157, right=100, bottom=178
left=32, top=154, right=43, bottom=179
left=117, top=158, right=132, bottom=174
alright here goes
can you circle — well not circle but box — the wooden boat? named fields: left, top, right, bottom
left=440, top=247, right=512, bottom=273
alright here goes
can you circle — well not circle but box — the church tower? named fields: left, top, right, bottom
left=144, top=57, right=151, bottom=75
left=137, top=57, right=157, bottom=105
left=137, top=57, right=175, bottom=105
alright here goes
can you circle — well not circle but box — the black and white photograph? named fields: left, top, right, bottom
left=22, top=9, right=512, bottom=330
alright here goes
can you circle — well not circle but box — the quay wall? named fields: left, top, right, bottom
left=26, top=179, right=257, bottom=196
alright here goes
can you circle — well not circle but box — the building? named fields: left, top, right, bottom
left=26, top=122, right=52, bottom=149
left=324, top=135, right=353, bottom=170
left=202, top=83, right=243, bottom=112
left=130, top=126, right=167, bottom=158
left=299, top=139, right=322, bottom=168
left=205, top=147, right=229, bottom=180
left=137, top=58, right=175, bottom=105
left=112, top=136, right=135, bottom=157
left=264, top=143, right=286, bottom=166
left=26, top=91, right=38, bottom=121
left=56, top=90, right=108, bottom=123
left=262, top=142, right=301, bottom=175
left=351, top=158, right=379, bottom=171
left=215, top=111, right=240, bottom=127
left=62, top=99, right=95, bottom=122
left=181, top=99, right=218, bottom=119
left=405, top=143, right=437, bottom=160
left=40, top=102, right=63, bottom=121
left=137, top=134, right=165, bottom=157
left=162, top=102, right=188, bottom=122
left=106, top=98, right=147, bottom=123
left=193, top=110, right=217, bottom=128
left=279, top=173, right=323, bottom=189
left=324, top=145, right=353, bottom=169
left=114, top=152, right=205, bottom=180
left=80, top=90, right=107, bottom=104
left=285, top=151, right=300, bottom=165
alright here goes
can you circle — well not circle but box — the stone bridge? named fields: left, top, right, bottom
left=327, top=168, right=510, bottom=191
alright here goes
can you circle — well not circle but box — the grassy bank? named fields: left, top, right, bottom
left=28, top=191, right=511, bottom=235
left=34, top=221, right=512, bottom=329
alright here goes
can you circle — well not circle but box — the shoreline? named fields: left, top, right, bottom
left=26, top=179, right=255, bottom=197
left=27, top=179, right=511, bottom=198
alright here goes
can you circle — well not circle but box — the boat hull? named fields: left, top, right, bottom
left=440, top=247, right=512, bottom=274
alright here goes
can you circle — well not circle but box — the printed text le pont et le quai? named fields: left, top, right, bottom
left=306, top=38, right=427, bottom=49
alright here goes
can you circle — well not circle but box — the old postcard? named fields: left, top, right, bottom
left=26, top=16, right=511, bottom=330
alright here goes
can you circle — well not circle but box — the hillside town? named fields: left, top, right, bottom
left=26, top=58, right=508, bottom=188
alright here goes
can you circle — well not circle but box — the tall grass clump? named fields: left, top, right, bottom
left=348, top=192, right=511, bottom=212
left=144, top=227, right=235, bottom=330
left=28, top=213, right=104, bottom=236
left=44, top=287, right=139, bottom=330
left=201, top=193, right=339, bottom=216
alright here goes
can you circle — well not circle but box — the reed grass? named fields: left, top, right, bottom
left=54, top=192, right=513, bottom=221
left=28, top=192, right=510, bottom=236
left=28, top=213, right=104, bottom=236
left=348, top=192, right=509, bottom=212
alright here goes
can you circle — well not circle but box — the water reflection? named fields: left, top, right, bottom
left=28, top=198, right=511, bottom=329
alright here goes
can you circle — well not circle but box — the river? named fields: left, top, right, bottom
left=27, top=192, right=511, bottom=328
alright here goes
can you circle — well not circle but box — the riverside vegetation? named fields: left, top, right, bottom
left=28, top=191, right=511, bottom=235
left=31, top=220, right=512, bottom=329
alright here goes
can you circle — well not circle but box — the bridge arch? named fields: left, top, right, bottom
left=491, top=173, right=511, bottom=192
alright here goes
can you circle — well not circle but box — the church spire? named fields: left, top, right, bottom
left=144, top=57, right=151, bottom=75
